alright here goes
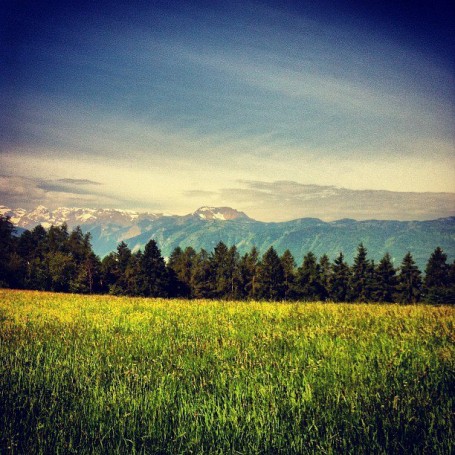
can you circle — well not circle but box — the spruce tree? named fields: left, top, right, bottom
left=280, top=249, right=296, bottom=301
left=424, top=247, right=450, bottom=303
left=167, top=246, right=197, bottom=297
left=191, top=249, right=212, bottom=298
left=350, top=243, right=372, bottom=302
left=330, top=252, right=350, bottom=302
left=318, top=254, right=331, bottom=301
left=296, top=252, right=323, bottom=301
left=397, top=252, right=422, bottom=303
left=374, top=253, right=397, bottom=302
left=257, top=246, right=285, bottom=301
left=210, top=241, right=232, bottom=299
left=125, top=251, right=146, bottom=296
left=239, top=246, right=259, bottom=300
left=227, top=245, right=241, bottom=300
left=140, top=239, right=168, bottom=297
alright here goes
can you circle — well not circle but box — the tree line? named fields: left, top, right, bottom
left=1, top=215, right=454, bottom=303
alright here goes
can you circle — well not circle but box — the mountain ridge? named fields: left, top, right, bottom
left=2, top=205, right=454, bottom=270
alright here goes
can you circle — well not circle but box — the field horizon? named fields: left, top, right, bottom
left=1, top=289, right=454, bottom=453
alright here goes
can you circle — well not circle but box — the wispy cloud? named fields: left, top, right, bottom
left=0, top=175, right=115, bottom=210
left=56, top=178, right=101, bottom=185
left=217, top=181, right=455, bottom=221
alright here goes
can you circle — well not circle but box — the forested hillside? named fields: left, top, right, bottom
left=1, top=215, right=454, bottom=303
left=2, top=205, right=455, bottom=270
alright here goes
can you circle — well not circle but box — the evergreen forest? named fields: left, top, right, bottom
left=1, top=215, right=454, bottom=303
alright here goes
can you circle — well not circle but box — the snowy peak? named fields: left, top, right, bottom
left=191, top=206, right=251, bottom=221
left=1, top=206, right=164, bottom=229
left=1, top=205, right=253, bottom=229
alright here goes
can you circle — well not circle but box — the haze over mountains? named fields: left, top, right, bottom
left=2, top=205, right=454, bottom=270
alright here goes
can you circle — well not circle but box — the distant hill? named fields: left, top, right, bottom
left=2, top=205, right=454, bottom=269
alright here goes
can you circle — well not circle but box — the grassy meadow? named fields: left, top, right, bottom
left=0, top=290, right=454, bottom=454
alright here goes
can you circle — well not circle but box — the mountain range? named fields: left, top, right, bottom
left=1, top=205, right=454, bottom=270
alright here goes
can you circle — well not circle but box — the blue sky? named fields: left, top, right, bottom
left=1, top=0, right=454, bottom=220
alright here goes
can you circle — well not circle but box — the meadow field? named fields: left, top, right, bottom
left=0, top=290, right=453, bottom=454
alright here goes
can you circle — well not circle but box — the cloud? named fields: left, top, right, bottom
left=56, top=178, right=102, bottom=185
left=217, top=180, right=455, bottom=221
left=0, top=175, right=117, bottom=210
left=38, top=178, right=103, bottom=195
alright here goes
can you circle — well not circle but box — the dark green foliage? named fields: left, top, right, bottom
left=424, top=247, right=454, bottom=303
left=296, top=252, right=324, bottom=300
left=330, top=252, right=351, bottom=302
left=350, top=244, right=374, bottom=302
left=397, top=252, right=422, bottom=303
left=280, top=249, right=297, bottom=301
left=190, top=249, right=212, bottom=299
left=0, top=218, right=454, bottom=302
left=373, top=253, right=398, bottom=302
left=256, top=247, right=285, bottom=300
left=239, top=246, right=260, bottom=300
left=318, top=254, right=331, bottom=300
left=141, top=239, right=169, bottom=297
left=209, top=242, right=241, bottom=299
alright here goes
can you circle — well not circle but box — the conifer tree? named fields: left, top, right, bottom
left=330, top=252, right=350, bottom=302
left=296, top=252, right=323, bottom=301
left=125, top=251, right=146, bottom=296
left=350, top=243, right=372, bottom=302
left=257, top=246, right=285, bottom=301
left=140, top=239, right=168, bottom=297
left=318, top=254, right=331, bottom=301
left=227, top=245, right=241, bottom=300
left=103, top=241, right=132, bottom=295
left=374, top=253, right=397, bottom=302
left=167, top=246, right=196, bottom=297
left=69, top=231, right=101, bottom=293
left=280, top=249, right=296, bottom=301
left=191, top=249, right=212, bottom=298
left=239, top=246, right=259, bottom=300
left=210, top=241, right=232, bottom=299
left=424, top=247, right=450, bottom=303
left=397, top=252, right=422, bottom=303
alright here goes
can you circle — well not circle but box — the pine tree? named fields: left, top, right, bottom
left=257, top=246, right=285, bottom=301
left=191, top=249, right=212, bottom=299
left=397, top=252, right=422, bottom=303
left=210, top=241, right=232, bottom=299
left=280, top=249, right=296, bottom=301
left=125, top=251, right=146, bottom=296
left=374, top=253, right=397, bottom=302
left=350, top=243, right=372, bottom=302
left=101, top=253, right=118, bottom=293
left=167, top=246, right=196, bottom=297
left=424, top=247, right=450, bottom=303
left=318, top=254, right=331, bottom=301
left=239, top=246, right=259, bottom=300
left=296, top=252, right=323, bottom=301
left=227, top=245, right=241, bottom=300
left=68, top=229, right=101, bottom=293
left=140, top=239, right=168, bottom=297
left=330, top=252, right=351, bottom=302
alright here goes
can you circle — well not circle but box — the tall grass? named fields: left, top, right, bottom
left=1, top=289, right=453, bottom=454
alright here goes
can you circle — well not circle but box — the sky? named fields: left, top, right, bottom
left=1, top=0, right=454, bottom=221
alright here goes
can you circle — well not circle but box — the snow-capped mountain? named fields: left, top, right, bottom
left=1, top=204, right=454, bottom=270
left=191, top=206, right=251, bottom=221
left=0, top=205, right=164, bottom=230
